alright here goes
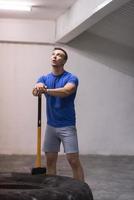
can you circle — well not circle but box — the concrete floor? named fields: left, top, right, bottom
left=0, top=154, right=134, bottom=200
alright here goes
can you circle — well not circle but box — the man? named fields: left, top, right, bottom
left=32, top=47, right=84, bottom=181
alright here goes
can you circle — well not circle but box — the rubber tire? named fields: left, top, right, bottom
left=0, top=173, right=93, bottom=200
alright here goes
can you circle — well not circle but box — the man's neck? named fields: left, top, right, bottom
left=52, top=66, right=65, bottom=76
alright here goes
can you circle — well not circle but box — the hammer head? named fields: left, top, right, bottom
left=31, top=167, right=46, bottom=175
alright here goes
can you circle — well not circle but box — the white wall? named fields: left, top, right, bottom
left=56, top=0, right=130, bottom=43
left=0, top=31, right=134, bottom=155
left=0, top=19, right=55, bottom=44
left=0, top=43, right=54, bottom=154
left=67, top=32, right=134, bottom=155
left=56, top=0, right=106, bottom=41
left=0, top=18, right=56, bottom=155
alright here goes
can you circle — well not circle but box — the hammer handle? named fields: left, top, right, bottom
left=35, top=95, right=42, bottom=168
left=38, top=95, right=42, bottom=127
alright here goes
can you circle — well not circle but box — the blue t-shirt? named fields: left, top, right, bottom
left=37, top=71, right=79, bottom=127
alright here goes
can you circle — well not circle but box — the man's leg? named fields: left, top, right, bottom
left=66, top=153, right=84, bottom=181
left=43, top=125, right=60, bottom=175
left=45, top=152, right=58, bottom=175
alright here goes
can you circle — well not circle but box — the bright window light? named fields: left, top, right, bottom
left=0, top=1, right=32, bottom=11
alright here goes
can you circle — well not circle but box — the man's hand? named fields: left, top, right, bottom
left=32, top=83, right=47, bottom=96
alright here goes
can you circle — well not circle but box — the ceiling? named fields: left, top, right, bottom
left=0, top=0, right=133, bottom=49
left=0, top=0, right=77, bottom=20
left=88, top=0, right=134, bottom=48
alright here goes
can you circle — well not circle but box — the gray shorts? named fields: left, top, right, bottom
left=42, top=125, right=79, bottom=153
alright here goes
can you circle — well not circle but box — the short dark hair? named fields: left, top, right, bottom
left=53, top=47, right=68, bottom=62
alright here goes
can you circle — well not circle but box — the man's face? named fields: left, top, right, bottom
left=51, top=49, right=66, bottom=67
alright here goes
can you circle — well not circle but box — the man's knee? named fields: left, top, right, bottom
left=45, top=152, right=58, bottom=166
left=66, top=153, right=80, bottom=168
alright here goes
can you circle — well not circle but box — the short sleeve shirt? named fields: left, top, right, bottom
left=37, top=70, right=79, bottom=127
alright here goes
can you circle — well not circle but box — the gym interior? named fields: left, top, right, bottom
left=0, top=0, right=134, bottom=199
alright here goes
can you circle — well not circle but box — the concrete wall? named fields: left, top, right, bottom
left=56, top=0, right=105, bottom=41
left=68, top=32, right=134, bottom=155
left=0, top=43, right=54, bottom=154
left=0, top=19, right=55, bottom=44
left=0, top=30, right=134, bottom=155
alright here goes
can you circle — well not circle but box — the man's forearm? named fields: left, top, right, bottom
left=32, top=82, right=76, bottom=97
left=46, top=87, right=71, bottom=97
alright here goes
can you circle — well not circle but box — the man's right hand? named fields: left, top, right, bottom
left=32, top=83, right=47, bottom=96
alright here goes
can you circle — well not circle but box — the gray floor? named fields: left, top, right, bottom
left=0, top=155, right=134, bottom=200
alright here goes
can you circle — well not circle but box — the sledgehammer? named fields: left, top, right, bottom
left=31, top=94, right=46, bottom=175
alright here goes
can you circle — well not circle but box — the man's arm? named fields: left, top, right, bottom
left=32, top=83, right=76, bottom=97
left=46, top=83, right=76, bottom=97
left=32, top=82, right=77, bottom=97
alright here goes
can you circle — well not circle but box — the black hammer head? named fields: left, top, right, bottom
left=31, top=167, right=46, bottom=175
